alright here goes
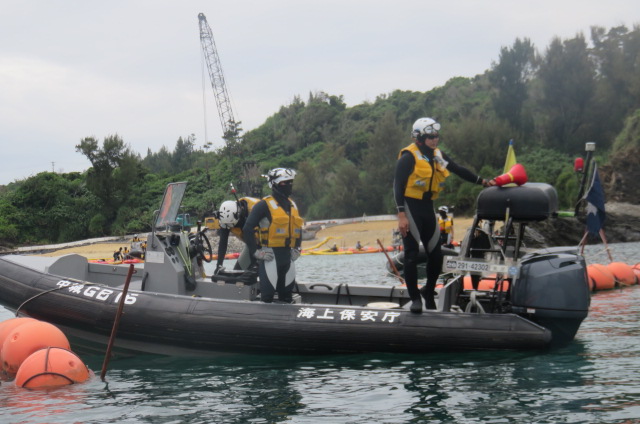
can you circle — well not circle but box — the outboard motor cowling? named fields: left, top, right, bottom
left=511, top=247, right=590, bottom=345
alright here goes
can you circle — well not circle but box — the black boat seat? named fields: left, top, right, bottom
left=476, top=183, right=558, bottom=222
left=211, top=269, right=258, bottom=285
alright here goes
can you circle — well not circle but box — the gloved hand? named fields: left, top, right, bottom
left=291, top=248, right=301, bottom=262
left=481, top=178, right=494, bottom=187
left=254, top=248, right=274, bottom=262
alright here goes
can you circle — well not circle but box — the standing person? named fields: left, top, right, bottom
left=394, top=117, right=492, bottom=313
left=438, top=206, right=454, bottom=247
left=113, top=247, right=122, bottom=263
left=215, top=197, right=260, bottom=273
left=243, top=168, right=304, bottom=303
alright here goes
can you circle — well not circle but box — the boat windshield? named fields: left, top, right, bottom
left=155, top=182, right=188, bottom=229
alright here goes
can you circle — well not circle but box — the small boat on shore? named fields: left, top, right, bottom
left=0, top=182, right=590, bottom=356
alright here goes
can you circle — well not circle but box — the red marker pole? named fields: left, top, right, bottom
left=100, top=263, right=135, bottom=381
left=378, top=239, right=404, bottom=284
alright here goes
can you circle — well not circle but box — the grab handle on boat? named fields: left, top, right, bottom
left=308, top=284, right=333, bottom=291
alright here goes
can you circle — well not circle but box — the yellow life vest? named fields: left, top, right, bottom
left=230, top=197, right=260, bottom=239
left=399, top=143, right=450, bottom=200
left=439, top=216, right=453, bottom=234
left=259, top=195, right=304, bottom=248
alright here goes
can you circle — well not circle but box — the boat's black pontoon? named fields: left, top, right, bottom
left=0, top=182, right=590, bottom=356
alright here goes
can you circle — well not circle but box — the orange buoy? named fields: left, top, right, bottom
left=0, top=317, right=38, bottom=360
left=587, top=264, right=616, bottom=291
left=632, top=263, right=640, bottom=283
left=607, top=262, right=638, bottom=286
left=15, top=347, right=90, bottom=388
left=462, top=274, right=509, bottom=291
left=2, top=320, right=71, bottom=375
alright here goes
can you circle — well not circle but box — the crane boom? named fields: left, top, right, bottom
left=198, top=13, right=237, bottom=137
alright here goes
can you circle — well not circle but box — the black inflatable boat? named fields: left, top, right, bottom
left=0, top=182, right=590, bottom=356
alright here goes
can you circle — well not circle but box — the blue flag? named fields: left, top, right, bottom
left=584, top=165, right=606, bottom=235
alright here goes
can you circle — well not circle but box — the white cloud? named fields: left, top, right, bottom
left=0, top=0, right=637, bottom=184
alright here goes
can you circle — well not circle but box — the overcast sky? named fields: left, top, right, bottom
left=1, top=1, right=636, bottom=185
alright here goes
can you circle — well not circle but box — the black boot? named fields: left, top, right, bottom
left=410, top=298, right=423, bottom=313
left=420, top=287, right=437, bottom=310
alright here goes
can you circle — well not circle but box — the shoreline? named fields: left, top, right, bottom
left=27, top=217, right=474, bottom=259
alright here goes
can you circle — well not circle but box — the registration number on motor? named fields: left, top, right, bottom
left=444, top=257, right=518, bottom=276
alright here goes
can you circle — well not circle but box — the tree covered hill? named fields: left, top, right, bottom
left=1, top=24, right=639, bottom=248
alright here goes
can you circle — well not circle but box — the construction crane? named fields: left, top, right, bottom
left=198, top=13, right=239, bottom=139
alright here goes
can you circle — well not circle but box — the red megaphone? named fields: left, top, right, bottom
left=493, top=163, right=528, bottom=186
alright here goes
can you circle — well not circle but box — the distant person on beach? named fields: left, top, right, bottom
left=243, top=168, right=304, bottom=303
left=113, top=247, right=122, bottom=262
left=394, top=117, right=493, bottom=313
left=330, top=244, right=338, bottom=252
left=215, top=197, right=260, bottom=273
left=355, top=241, right=362, bottom=250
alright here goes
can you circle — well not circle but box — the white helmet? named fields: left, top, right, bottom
left=218, top=201, right=239, bottom=229
left=412, top=117, right=441, bottom=138
left=438, top=206, right=449, bottom=213
left=264, top=168, right=296, bottom=188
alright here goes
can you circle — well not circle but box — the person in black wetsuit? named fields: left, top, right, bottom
left=394, top=117, right=493, bottom=313
left=242, top=168, right=304, bottom=303
left=215, top=197, right=259, bottom=273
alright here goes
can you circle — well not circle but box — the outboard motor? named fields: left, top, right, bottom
left=511, top=247, right=590, bottom=345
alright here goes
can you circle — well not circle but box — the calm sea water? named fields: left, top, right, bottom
left=1, top=243, right=639, bottom=424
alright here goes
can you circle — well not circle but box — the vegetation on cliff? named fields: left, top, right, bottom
left=1, top=24, right=639, bottom=247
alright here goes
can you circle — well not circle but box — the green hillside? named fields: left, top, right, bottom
left=1, top=24, right=639, bottom=247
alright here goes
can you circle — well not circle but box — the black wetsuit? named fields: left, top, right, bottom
left=242, top=191, right=301, bottom=302
left=216, top=200, right=249, bottom=272
left=394, top=142, right=483, bottom=309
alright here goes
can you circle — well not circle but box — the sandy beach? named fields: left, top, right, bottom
left=37, top=217, right=474, bottom=258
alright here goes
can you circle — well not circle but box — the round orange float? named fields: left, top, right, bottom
left=607, top=262, right=638, bottom=286
left=2, top=320, right=71, bottom=375
left=0, top=317, right=37, bottom=360
left=15, top=347, right=91, bottom=389
left=632, top=263, right=640, bottom=282
left=587, top=264, right=615, bottom=291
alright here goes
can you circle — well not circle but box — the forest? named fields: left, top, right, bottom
left=1, top=24, right=639, bottom=248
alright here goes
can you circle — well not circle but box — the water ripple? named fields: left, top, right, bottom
left=1, top=242, right=639, bottom=423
